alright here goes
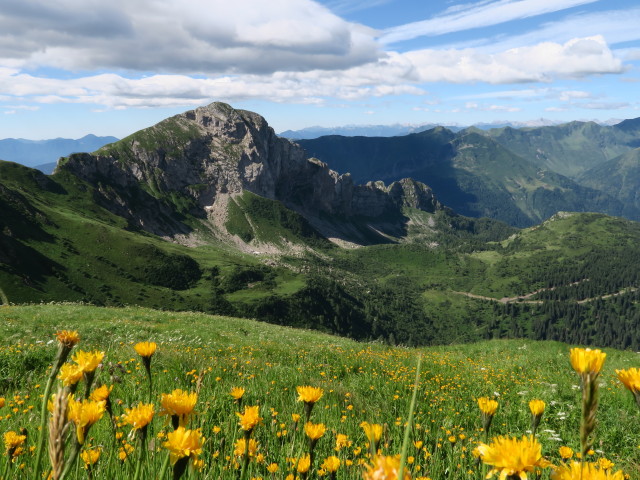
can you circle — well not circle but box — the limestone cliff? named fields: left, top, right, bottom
left=59, top=102, right=444, bottom=246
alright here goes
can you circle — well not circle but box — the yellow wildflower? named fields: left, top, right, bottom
left=67, top=398, right=106, bottom=444
left=58, top=363, right=84, bottom=386
left=55, top=330, right=80, bottom=348
left=80, top=447, right=101, bottom=468
left=296, top=454, right=311, bottom=474
left=477, top=397, right=499, bottom=416
left=163, top=426, right=204, bottom=465
left=322, top=455, right=340, bottom=473
left=551, top=461, right=624, bottom=480
left=233, top=438, right=259, bottom=457
left=296, top=386, right=323, bottom=404
left=72, top=350, right=105, bottom=373
left=237, top=405, right=261, bottom=432
left=90, top=385, right=113, bottom=402
left=363, top=455, right=411, bottom=480
left=160, top=389, right=197, bottom=427
left=570, top=348, right=606, bottom=376
left=230, top=387, right=245, bottom=400
left=267, top=463, right=279, bottom=473
left=475, top=435, right=550, bottom=480
left=122, top=403, right=155, bottom=430
left=360, top=422, right=383, bottom=443
left=529, top=399, right=545, bottom=417
left=559, top=446, right=574, bottom=460
left=134, top=341, right=157, bottom=358
left=305, top=421, right=326, bottom=441
left=4, top=431, right=27, bottom=457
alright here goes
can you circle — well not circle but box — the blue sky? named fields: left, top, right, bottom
left=0, top=0, right=639, bottom=139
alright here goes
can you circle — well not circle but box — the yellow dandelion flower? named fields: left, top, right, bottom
left=67, top=398, right=106, bottom=444
left=292, top=413, right=301, bottom=423
left=122, top=403, right=155, bottom=430
left=230, top=387, right=245, bottom=400
left=475, top=435, right=550, bottom=480
left=80, top=447, right=101, bottom=468
left=559, top=446, right=574, bottom=460
left=237, top=405, right=261, bottom=432
left=551, top=461, right=624, bottom=480
left=598, top=458, right=614, bottom=470
left=134, top=341, right=157, bottom=358
left=477, top=397, right=499, bottom=416
left=58, top=363, right=84, bottom=386
left=4, top=431, right=27, bottom=456
left=616, top=368, right=640, bottom=393
left=335, top=433, right=349, bottom=450
left=0, top=397, right=4, bottom=409
left=55, top=330, right=80, bottom=348
left=72, top=350, right=105, bottom=373
left=296, top=386, right=323, bottom=404
left=322, top=456, right=340, bottom=473
left=361, top=421, right=383, bottom=443
left=90, top=385, right=113, bottom=402
left=570, top=348, right=606, bottom=376
left=296, top=454, right=311, bottom=474
left=529, top=399, right=545, bottom=417
left=363, top=455, right=411, bottom=480
left=163, top=426, right=204, bottom=465
left=267, top=463, right=279, bottom=473
left=305, top=422, right=326, bottom=441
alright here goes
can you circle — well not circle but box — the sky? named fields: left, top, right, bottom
left=0, top=0, right=639, bottom=139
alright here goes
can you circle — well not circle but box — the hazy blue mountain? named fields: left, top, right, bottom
left=279, top=123, right=464, bottom=139
left=0, top=134, right=118, bottom=171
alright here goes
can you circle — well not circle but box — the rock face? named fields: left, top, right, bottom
left=60, top=102, right=443, bottom=244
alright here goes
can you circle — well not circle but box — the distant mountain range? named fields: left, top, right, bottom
left=278, top=118, right=600, bottom=139
left=0, top=135, right=118, bottom=173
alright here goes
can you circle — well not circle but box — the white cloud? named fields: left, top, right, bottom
left=380, top=0, right=598, bottom=44
left=0, top=0, right=381, bottom=74
left=403, top=36, right=622, bottom=83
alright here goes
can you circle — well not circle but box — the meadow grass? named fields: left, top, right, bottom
left=1, top=303, right=639, bottom=479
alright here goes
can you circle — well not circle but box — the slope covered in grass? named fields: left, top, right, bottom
left=0, top=304, right=639, bottom=479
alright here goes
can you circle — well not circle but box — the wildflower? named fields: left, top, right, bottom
left=55, top=330, right=80, bottom=349
left=297, top=386, right=323, bottom=420
left=163, top=426, right=204, bottom=479
left=0, top=397, right=4, bottom=408
left=335, top=433, right=349, bottom=451
left=233, top=438, right=259, bottom=457
left=478, top=397, right=498, bottom=438
left=237, top=405, right=261, bottom=433
left=267, top=462, right=279, bottom=473
left=80, top=447, right=101, bottom=468
left=90, top=385, right=113, bottom=402
left=322, top=456, right=340, bottom=478
left=551, top=461, right=624, bottom=480
left=72, top=350, right=104, bottom=373
left=230, top=387, right=245, bottom=402
left=4, top=431, right=27, bottom=457
left=305, top=422, right=326, bottom=441
left=67, top=398, right=106, bottom=444
left=616, top=368, right=640, bottom=408
left=122, top=403, right=155, bottom=431
left=570, top=348, right=606, bottom=378
left=58, top=363, right=84, bottom=387
left=363, top=455, right=411, bottom=480
left=134, top=341, right=157, bottom=358
left=529, top=399, right=545, bottom=436
left=559, top=446, right=574, bottom=460
left=361, top=422, right=383, bottom=450
left=296, top=454, right=311, bottom=474
left=160, top=389, right=197, bottom=428
left=475, top=435, right=550, bottom=480
left=598, top=458, right=614, bottom=470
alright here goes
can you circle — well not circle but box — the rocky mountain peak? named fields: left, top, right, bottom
left=59, top=102, right=444, bottom=246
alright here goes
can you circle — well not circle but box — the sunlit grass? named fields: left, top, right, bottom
left=1, top=303, right=639, bottom=479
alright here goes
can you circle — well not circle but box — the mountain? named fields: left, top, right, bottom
left=0, top=134, right=118, bottom=170
left=577, top=148, right=640, bottom=214
left=279, top=123, right=459, bottom=139
left=59, top=102, right=450, bottom=246
left=477, top=120, right=640, bottom=178
left=298, top=128, right=635, bottom=227
left=2, top=101, right=640, bottom=350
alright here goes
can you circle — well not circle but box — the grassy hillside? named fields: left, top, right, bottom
left=0, top=304, right=638, bottom=479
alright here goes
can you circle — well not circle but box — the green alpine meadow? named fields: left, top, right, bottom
left=2, top=102, right=640, bottom=479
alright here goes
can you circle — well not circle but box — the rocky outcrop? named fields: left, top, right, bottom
left=60, top=102, right=444, bottom=244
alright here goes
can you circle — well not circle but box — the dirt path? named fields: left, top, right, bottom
left=452, top=285, right=637, bottom=305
